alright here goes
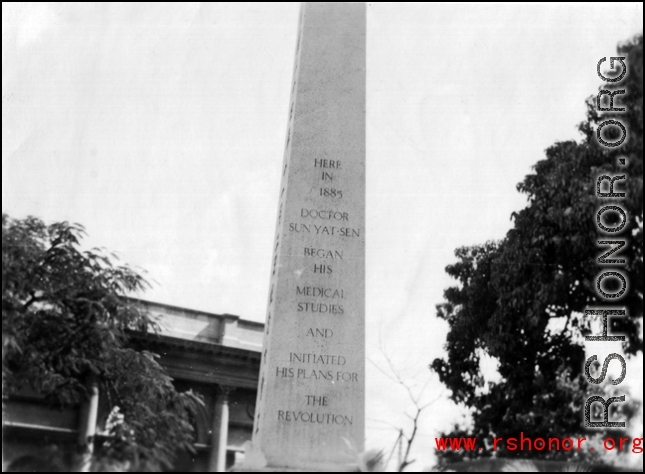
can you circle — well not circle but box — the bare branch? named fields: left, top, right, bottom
left=371, top=323, right=444, bottom=472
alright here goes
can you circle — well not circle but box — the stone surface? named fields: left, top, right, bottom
left=251, top=2, right=366, bottom=471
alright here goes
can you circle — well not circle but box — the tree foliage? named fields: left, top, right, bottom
left=432, top=35, right=643, bottom=463
left=2, top=214, right=202, bottom=471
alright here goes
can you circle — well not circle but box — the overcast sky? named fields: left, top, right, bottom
left=3, top=2, right=643, bottom=469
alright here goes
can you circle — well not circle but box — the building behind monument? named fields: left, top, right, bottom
left=3, top=297, right=262, bottom=472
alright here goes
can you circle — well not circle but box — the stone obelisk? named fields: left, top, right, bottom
left=250, top=2, right=366, bottom=471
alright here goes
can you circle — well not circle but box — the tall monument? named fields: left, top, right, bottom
left=250, top=2, right=366, bottom=471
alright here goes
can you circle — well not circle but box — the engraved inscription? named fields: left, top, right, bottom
left=274, top=367, right=358, bottom=382
left=288, top=223, right=360, bottom=237
left=297, top=302, right=343, bottom=313
left=289, top=353, right=347, bottom=365
left=304, top=247, right=343, bottom=259
left=314, top=159, right=341, bottom=169
left=301, top=209, right=349, bottom=220
left=306, top=328, right=334, bottom=337
left=319, top=188, right=343, bottom=198
left=296, top=286, right=345, bottom=298
left=313, top=264, right=332, bottom=274
left=306, top=395, right=328, bottom=406
left=277, top=410, right=353, bottom=425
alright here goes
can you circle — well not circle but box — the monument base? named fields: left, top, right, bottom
left=230, top=466, right=361, bottom=473
left=228, top=442, right=364, bottom=472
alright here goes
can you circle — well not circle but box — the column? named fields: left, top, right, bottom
left=75, top=382, right=99, bottom=472
left=209, top=385, right=234, bottom=472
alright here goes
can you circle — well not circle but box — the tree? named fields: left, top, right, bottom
left=431, top=34, right=643, bottom=466
left=2, top=214, right=202, bottom=471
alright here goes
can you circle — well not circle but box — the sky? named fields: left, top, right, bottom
left=2, top=2, right=643, bottom=470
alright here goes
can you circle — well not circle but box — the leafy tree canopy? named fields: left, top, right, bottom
left=2, top=214, right=202, bottom=471
left=432, top=34, right=643, bottom=464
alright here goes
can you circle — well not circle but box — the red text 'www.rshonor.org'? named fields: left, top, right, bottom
left=435, top=434, right=643, bottom=453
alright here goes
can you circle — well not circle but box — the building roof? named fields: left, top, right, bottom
left=126, top=297, right=264, bottom=352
